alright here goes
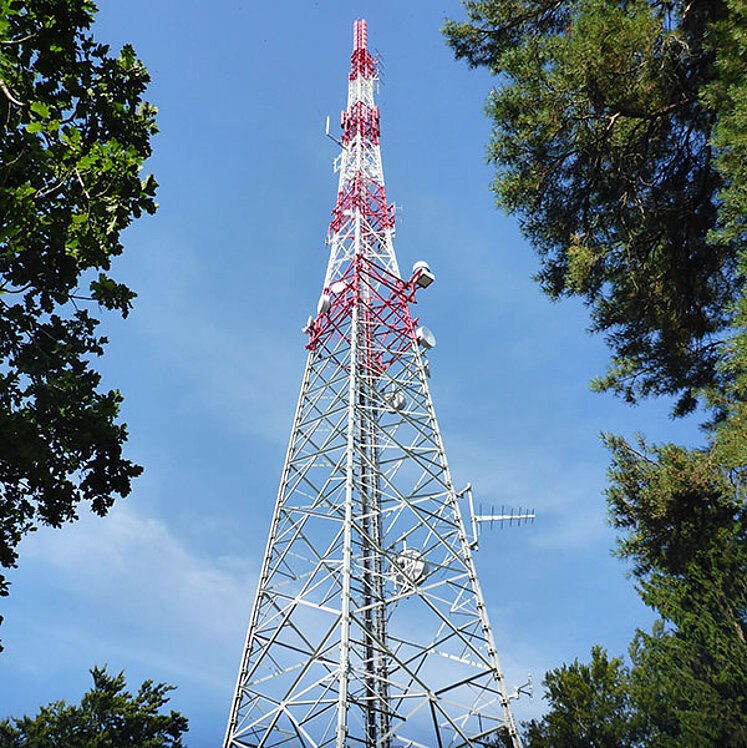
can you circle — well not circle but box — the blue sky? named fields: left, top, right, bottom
left=0, top=2, right=703, bottom=745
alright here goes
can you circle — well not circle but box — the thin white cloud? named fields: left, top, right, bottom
left=16, top=505, right=257, bottom=691
left=118, top=235, right=304, bottom=445
left=444, top=433, right=613, bottom=552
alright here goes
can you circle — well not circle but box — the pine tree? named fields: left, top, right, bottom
left=444, top=0, right=747, bottom=415
left=0, top=667, right=188, bottom=747
left=444, top=1, right=747, bottom=743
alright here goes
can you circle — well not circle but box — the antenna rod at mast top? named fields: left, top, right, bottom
left=353, top=18, right=368, bottom=51
left=349, top=19, right=375, bottom=81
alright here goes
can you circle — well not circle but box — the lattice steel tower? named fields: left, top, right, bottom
left=224, top=20, right=524, bottom=748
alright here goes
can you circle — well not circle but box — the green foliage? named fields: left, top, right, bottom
left=521, top=603, right=747, bottom=747
left=706, top=0, right=747, bottom=249
left=0, top=667, right=188, bottom=747
left=521, top=646, right=645, bottom=747
left=603, top=436, right=747, bottom=746
left=517, top=288, right=747, bottom=746
left=604, top=435, right=744, bottom=576
left=446, top=2, right=747, bottom=744
left=0, top=1, right=157, bottom=620
left=630, top=539, right=747, bottom=745
left=484, top=726, right=513, bottom=747
left=708, top=251, right=747, bottom=471
left=444, top=0, right=746, bottom=414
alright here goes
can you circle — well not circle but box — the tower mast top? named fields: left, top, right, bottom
left=353, top=18, right=367, bottom=51
left=350, top=19, right=375, bottom=80
left=322, top=18, right=394, bottom=289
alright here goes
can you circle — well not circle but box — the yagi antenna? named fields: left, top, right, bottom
left=457, top=482, right=536, bottom=550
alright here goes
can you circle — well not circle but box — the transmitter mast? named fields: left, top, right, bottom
left=224, top=20, right=525, bottom=748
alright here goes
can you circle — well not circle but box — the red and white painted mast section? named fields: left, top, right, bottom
left=324, top=19, right=398, bottom=288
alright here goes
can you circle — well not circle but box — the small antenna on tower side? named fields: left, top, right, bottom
left=325, top=115, right=342, bottom=147
left=509, top=674, right=533, bottom=701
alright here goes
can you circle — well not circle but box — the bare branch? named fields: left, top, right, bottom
left=0, top=77, right=24, bottom=107
left=0, top=282, right=33, bottom=295
left=0, top=31, right=38, bottom=46
left=75, top=168, right=91, bottom=202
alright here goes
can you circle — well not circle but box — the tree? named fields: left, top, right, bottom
left=0, top=0, right=157, bottom=618
left=604, top=435, right=744, bottom=576
left=444, top=0, right=746, bottom=415
left=444, top=0, right=747, bottom=743
left=606, top=439, right=747, bottom=746
left=520, top=646, right=645, bottom=747
left=630, top=554, right=747, bottom=746
left=0, top=667, right=188, bottom=747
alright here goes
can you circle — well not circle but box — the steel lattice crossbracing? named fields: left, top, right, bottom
left=224, top=20, right=523, bottom=748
